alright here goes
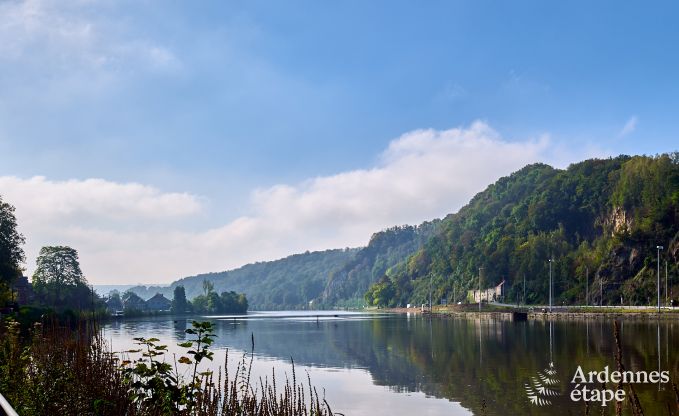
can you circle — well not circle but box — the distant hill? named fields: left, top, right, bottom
left=128, top=223, right=439, bottom=309
left=129, top=248, right=358, bottom=309
left=128, top=221, right=438, bottom=309
left=93, top=284, right=139, bottom=296
left=365, top=153, right=679, bottom=307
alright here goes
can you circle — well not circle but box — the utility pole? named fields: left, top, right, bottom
left=586, top=266, right=589, bottom=307
left=479, top=267, right=483, bottom=312
left=453, top=284, right=456, bottom=306
left=656, top=246, right=663, bottom=311
left=548, top=259, right=553, bottom=312
left=523, top=274, right=526, bottom=306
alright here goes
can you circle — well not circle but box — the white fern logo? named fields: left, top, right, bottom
left=525, top=362, right=560, bottom=406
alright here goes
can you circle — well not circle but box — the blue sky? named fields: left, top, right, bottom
left=1, top=1, right=677, bottom=283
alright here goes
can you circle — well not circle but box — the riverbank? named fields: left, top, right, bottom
left=386, top=304, right=679, bottom=320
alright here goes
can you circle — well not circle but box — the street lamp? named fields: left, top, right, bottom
left=548, top=259, right=553, bottom=312
left=657, top=246, right=664, bottom=313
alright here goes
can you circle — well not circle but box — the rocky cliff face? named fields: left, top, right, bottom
left=605, top=206, right=633, bottom=236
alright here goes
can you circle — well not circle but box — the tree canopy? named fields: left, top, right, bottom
left=32, top=246, right=91, bottom=309
left=171, top=285, right=189, bottom=314
left=191, top=283, right=248, bottom=314
left=0, top=196, right=25, bottom=305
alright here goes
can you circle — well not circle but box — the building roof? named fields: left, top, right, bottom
left=146, top=293, right=171, bottom=309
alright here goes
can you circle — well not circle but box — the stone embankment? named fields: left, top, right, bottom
left=387, top=306, right=679, bottom=320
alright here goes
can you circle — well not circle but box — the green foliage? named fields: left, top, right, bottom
left=0, top=319, right=335, bottom=416
left=31, top=246, right=96, bottom=310
left=364, top=276, right=396, bottom=307
left=190, top=287, right=248, bottom=314
left=171, top=285, right=189, bottom=314
left=367, top=154, right=679, bottom=307
left=121, top=321, right=217, bottom=413
left=129, top=248, right=357, bottom=309
left=0, top=319, right=131, bottom=415
left=0, top=196, right=25, bottom=306
left=324, top=222, right=440, bottom=306
left=0, top=319, right=28, bottom=407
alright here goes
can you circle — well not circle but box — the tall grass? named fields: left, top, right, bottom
left=0, top=319, right=336, bottom=416
left=1, top=319, right=131, bottom=415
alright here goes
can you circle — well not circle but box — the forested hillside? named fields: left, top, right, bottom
left=130, top=154, right=679, bottom=310
left=365, top=154, right=679, bottom=307
left=321, top=222, right=440, bottom=307
left=129, top=248, right=358, bottom=309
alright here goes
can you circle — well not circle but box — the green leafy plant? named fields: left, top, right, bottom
left=120, top=320, right=219, bottom=414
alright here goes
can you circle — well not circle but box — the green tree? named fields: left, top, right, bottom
left=206, top=291, right=221, bottom=313
left=364, top=276, right=395, bottom=307
left=202, top=279, right=214, bottom=297
left=219, top=291, right=248, bottom=313
left=0, top=196, right=25, bottom=305
left=107, top=290, right=123, bottom=311
left=171, top=285, right=189, bottom=314
left=32, top=246, right=89, bottom=308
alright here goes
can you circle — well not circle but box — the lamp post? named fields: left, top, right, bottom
left=548, top=259, right=553, bottom=312
left=657, top=246, right=663, bottom=313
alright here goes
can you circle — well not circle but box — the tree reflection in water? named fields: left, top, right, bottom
left=106, top=314, right=679, bottom=416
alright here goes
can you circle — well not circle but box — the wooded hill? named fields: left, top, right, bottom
left=366, top=153, right=679, bottom=307
left=131, top=153, right=679, bottom=309
left=129, top=248, right=357, bottom=309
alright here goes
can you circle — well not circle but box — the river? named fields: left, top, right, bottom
left=102, top=311, right=679, bottom=415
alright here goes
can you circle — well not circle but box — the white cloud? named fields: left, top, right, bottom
left=0, top=177, right=202, bottom=283
left=0, top=176, right=201, bottom=223
left=1, top=122, right=597, bottom=284
left=0, top=0, right=179, bottom=81
left=619, top=116, right=638, bottom=137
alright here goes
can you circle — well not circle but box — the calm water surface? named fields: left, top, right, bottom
left=103, top=312, right=679, bottom=416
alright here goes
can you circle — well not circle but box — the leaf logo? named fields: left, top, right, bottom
left=525, top=362, right=560, bottom=406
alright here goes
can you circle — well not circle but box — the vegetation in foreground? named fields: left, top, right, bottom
left=0, top=318, right=335, bottom=416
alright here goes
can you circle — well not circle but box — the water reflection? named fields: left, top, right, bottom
left=103, top=314, right=679, bottom=416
